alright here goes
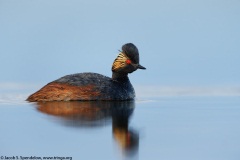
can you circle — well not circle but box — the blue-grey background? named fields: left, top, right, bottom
left=1, top=1, right=240, bottom=160
left=0, top=0, right=239, bottom=88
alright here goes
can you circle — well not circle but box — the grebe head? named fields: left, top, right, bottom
left=112, top=43, right=146, bottom=74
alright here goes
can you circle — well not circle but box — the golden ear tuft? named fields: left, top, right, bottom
left=112, top=53, right=129, bottom=72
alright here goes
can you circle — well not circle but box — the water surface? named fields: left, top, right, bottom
left=1, top=92, right=240, bottom=160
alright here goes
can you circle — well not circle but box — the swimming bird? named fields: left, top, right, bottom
left=27, top=43, right=146, bottom=101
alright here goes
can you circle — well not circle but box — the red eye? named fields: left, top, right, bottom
left=126, top=59, right=131, bottom=64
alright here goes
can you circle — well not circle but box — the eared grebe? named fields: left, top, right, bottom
left=27, top=43, right=146, bottom=101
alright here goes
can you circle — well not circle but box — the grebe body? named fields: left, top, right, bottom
left=27, top=73, right=135, bottom=101
left=27, top=43, right=145, bottom=102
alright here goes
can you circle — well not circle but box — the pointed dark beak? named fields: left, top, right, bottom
left=138, top=64, right=146, bottom=70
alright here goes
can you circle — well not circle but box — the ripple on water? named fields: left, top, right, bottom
left=0, top=93, right=29, bottom=105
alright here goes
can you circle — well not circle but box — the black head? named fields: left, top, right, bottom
left=112, top=43, right=146, bottom=74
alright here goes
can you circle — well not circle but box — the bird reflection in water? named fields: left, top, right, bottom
left=35, top=101, right=139, bottom=156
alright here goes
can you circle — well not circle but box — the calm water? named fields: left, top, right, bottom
left=1, top=91, right=240, bottom=160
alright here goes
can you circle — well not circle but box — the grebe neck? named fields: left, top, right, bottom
left=112, top=72, right=129, bottom=82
